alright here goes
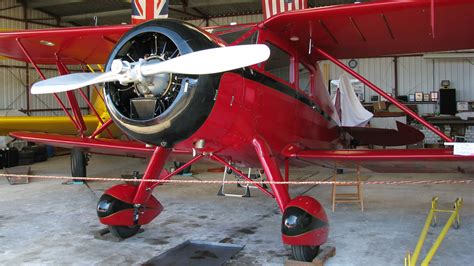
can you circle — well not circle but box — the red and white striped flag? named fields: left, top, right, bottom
left=131, top=0, right=168, bottom=25
left=262, top=0, right=308, bottom=19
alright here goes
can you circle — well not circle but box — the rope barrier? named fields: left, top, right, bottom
left=0, top=173, right=472, bottom=186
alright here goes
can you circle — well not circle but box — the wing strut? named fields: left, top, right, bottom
left=315, top=47, right=453, bottom=143
left=56, top=58, right=87, bottom=136
left=16, top=38, right=81, bottom=131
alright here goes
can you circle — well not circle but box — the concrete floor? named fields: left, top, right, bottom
left=0, top=154, right=473, bottom=265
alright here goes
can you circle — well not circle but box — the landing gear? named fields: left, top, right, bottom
left=96, top=184, right=163, bottom=239
left=252, top=137, right=329, bottom=262
left=282, top=196, right=329, bottom=262
left=291, top=245, right=320, bottom=262
left=96, top=147, right=169, bottom=239
left=97, top=194, right=141, bottom=238
left=71, top=148, right=87, bottom=178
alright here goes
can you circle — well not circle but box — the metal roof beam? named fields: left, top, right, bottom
left=27, top=0, right=86, bottom=8
left=170, top=0, right=256, bottom=8
left=61, top=9, right=130, bottom=22
left=169, top=7, right=203, bottom=18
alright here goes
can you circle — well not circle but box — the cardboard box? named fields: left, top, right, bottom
left=373, top=101, right=387, bottom=112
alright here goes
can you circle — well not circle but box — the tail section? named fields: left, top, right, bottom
left=262, top=0, right=307, bottom=20
left=131, top=0, right=169, bottom=25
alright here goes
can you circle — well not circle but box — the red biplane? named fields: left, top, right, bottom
left=0, top=0, right=473, bottom=262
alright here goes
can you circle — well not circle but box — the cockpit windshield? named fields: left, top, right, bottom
left=206, top=25, right=258, bottom=45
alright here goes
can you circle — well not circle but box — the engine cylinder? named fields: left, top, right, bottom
left=104, top=19, right=222, bottom=147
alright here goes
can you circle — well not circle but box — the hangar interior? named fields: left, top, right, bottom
left=0, top=0, right=473, bottom=265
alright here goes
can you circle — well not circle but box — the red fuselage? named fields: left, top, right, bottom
left=175, top=27, right=340, bottom=167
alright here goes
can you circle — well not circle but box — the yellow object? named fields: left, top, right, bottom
left=0, top=115, right=99, bottom=135
left=0, top=89, right=121, bottom=138
left=405, top=197, right=463, bottom=266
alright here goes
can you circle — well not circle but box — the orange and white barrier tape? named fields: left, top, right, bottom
left=0, top=173, right=472, bottom=186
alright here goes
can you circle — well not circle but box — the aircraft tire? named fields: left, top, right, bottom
left=109, top=225, right=141, bottom=239
left=97, top=194, right=141, bottom=239
left=24, top=145, right=48, bottom=162
left=71, top=148, right=86, bottom=178
left=18, top=149, right=35, bottom=165
left=291, top=245, right=320, bottom=262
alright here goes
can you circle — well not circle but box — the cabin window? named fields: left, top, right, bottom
left=299, top=63, right=311, bottom=94
left=217, top=28, right=257, bottom=45
left=264, top=43, right=291, bottom=83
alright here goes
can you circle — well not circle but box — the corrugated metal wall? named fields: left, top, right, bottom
left=322, top=57, right=395, bottom=103
left=322, top=56, right=474, bottom=115
left=0, top=0, right=83, bottom=117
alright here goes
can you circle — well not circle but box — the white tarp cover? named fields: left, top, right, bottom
left=331, top=74, right=373, bottom=127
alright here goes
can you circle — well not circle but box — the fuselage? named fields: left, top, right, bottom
left=174, top=24, right=340, bottom=167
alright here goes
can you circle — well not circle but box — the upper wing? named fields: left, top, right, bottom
left=286, top=148, right=474, bottom=173
left=0, top=25, right=132, bottom=64
left=263, top=0, right=474, bottom=60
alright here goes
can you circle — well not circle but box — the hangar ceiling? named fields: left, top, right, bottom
left=19, top=0, right=369, bottom=26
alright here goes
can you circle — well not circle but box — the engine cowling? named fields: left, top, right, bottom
left=104, top=19, right=222, bottom=147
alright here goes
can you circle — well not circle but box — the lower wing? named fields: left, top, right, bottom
left=9, top=131, right=189, bottom=160
left=286, top=148, right=474, bottom=173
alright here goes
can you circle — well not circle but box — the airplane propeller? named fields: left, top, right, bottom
left=31, top=44, right=271, bottom=94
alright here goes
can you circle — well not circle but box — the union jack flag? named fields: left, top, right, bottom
left=262, top=0, right=307, bottom=19
left=131, top=0, right=168, bottom=24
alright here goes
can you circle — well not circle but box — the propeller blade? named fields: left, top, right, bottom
left=141, top=44, right=270, bottom=76
left=31, top=72, right=119, bottom=94
left=31, top=44, right=270, bottom=94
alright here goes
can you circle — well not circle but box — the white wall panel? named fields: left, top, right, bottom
left=322, top=56, right=474, bottom=115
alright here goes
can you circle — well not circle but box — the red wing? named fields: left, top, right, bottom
left=9, top=132, right=190, bottom=159
left=263, top=0, right=474, bottom=60
left=0, top=25, right=132, bottom=64
left=288, top=148, right=474, bottom=173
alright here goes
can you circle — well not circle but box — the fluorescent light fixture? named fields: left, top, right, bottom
left=423, top=53, right=474, bottom=59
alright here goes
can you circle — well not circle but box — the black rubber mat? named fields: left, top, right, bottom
left=143, top=240, right=244, bottom=266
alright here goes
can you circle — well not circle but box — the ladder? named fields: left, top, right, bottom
left=331, top=163, right=364, bottom=212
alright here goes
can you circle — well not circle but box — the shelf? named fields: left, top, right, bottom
left=406, top=101, right=438, bottom=104
left=423, top=116, right=474, bottom=125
